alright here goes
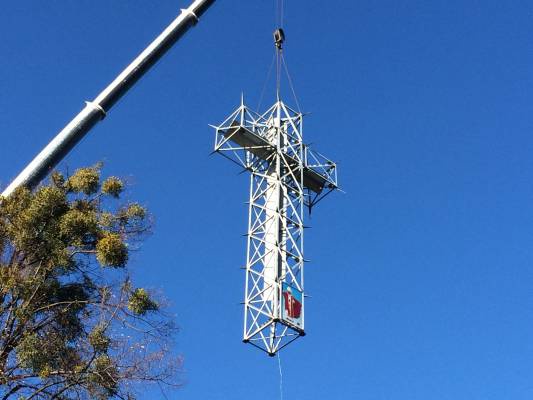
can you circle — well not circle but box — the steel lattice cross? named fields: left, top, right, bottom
left=212, top=97, right=337, bottom=355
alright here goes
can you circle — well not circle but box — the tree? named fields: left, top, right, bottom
left=0, top=165, right=180, bottom=399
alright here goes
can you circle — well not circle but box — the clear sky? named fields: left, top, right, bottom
left=1, top=1, right=533, bottom=399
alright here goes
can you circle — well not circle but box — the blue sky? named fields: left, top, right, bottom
left=1, top=1, right=533, bottom=399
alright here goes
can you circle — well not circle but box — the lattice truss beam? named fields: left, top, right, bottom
left=212, top=98, right=337, bottom=355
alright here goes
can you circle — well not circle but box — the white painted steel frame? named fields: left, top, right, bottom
left=212, top=98, right=337, bottom=355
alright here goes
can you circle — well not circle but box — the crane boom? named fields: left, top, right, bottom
left=2, top=0, right=216, bottom=197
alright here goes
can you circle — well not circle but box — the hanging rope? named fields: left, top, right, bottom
left=259, top=0, right=302, bottom=110
left=281, top=53, right=302, bottom=112
left=277, top=352, right=284, bottom=400
left=257, top=49, right=277, bottom=111
left=276, top=41, right=282, bottom=100
left=280, top=0, right=284, bottom=28
left=275, top=0, right=284, bottom=100
left=277, top=0, right=302, bottom=111
left=276, top=0, right=284, bottom=28
left=275, top=0, right=279, bottom=27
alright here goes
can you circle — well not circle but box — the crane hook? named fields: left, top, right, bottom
left=274, top=28, right=285, bottom=50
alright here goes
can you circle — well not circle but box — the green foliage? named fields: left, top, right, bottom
left=97, top=233, right=128, bottom=268
left=125, top=203, right=146, bottom=219
left=60, top=208, right=98, bottom=244
left=114, top=203, right=147, bottom=229
left=67, top=165, right=101, bottom=195
left=128, top=288, right=159, bottom=315
left=16, top=334, right=46, bottom=373
left=102, top=176, right=124, bottom=198
left=99, top=212, right=114, bottom=227
left=50, top=171, right=65, bottom=188
left=5, top=186, right=68, bottom=263
left=89, top=324, right=111, bottom=354
left=0, top=164, right=178, bottom=400
left=90, top=354, right=119, bottom=399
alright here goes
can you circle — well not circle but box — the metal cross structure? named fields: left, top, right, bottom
left=212, top=93, right=338, bottom=355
